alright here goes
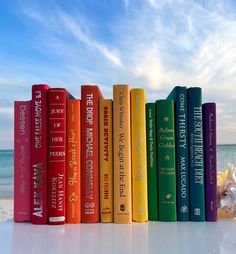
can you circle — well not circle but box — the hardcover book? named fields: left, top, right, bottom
left=131, top=89, right=148, bottom=222
left=156, top=99, right=177, bottom=221
left=48, top=88, right=68, bottom=224
left=99, top=99, right=113, bottom=222
left=203, top=102, right=217, bottom=221
left=113, top=84, right=132, bottom=224
left=14, top=101, right=31, bottom=222
left=167, top=86, right=189, bottom=221
left=188, top=87, right=205, bottom=221
left=146, top=103, right=158, bottom=221
left=66, top=99, right=81, bottom=223
left=81, top=85, right=103, bottom=223
left=31, top=84, right=50, bottom=224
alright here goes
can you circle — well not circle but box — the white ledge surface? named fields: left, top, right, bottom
left=1, top=219, right=236, bottom=254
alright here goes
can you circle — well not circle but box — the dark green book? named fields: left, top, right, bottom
left=146, top=103, right=158, bottom=221
left=188, top=87, right=205, bottom=221
left=156, top=100, right=177, bottom=221
left=167, top=86, right=189, bottom=221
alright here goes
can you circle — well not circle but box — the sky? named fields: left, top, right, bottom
left=0, top=0, right=236, bottom=149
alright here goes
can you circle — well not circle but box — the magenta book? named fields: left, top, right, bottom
left=14, top=101, right=31, bottom=222
left=31, top=84, right=50, bottom=224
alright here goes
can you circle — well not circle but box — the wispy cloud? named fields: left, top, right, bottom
left=19, top=3, right=123, bottom=68
left=115, top=0, right=236, bottom=144
left=0, top=106, right=14, bottom=119
left=60, top=13, right=123, bottom=67
left=117, top=1, right=236, bottom=93
left=147, top=0, right=160, bottom=8
left=122, top=0, right=129, bottom=8
left=15, top=0, right=236, bottom=93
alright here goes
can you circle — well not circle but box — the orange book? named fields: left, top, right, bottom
left=81, top=85, right=103, bottom=222
left=99, top=99, right=113, bottom=222
left=66, top=99, right=81, bottom=223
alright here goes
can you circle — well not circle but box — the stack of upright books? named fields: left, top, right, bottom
left=14, top=84, right=217, bottom=224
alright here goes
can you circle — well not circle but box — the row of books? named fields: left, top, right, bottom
left=14, top=84, right=217, bottom=224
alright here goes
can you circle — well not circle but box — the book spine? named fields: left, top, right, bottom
left=146, top=103, right=158, bottom=221
left=99, top=99, right=113, bottom=222
left=14, top=101, right=31, bottom=222
left=113, top=85, right=132, bottom=224
left=188, top=87, right=205, bottom=221
left=203, top=103, right=217, bottom=221
left=156, top=100, right=177, bottom=221
left=81, top=85, right=102, bottom=223
left=131, top=89, right=148, bottom=222
left=168, top=87, right=189, bottom=221
left=48, top=88, right=67, bottom=224
left=66, top=99, right=81, bottom=223
left=31, top=84, right=50, bottom=224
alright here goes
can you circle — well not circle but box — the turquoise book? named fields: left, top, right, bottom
left=188, top=87, right=205, bottom=221
left=156, top=99, right=177, bottom=221
left=167, top=86, right=189, bottom=221
left=146, top=103, right=158, bottom=221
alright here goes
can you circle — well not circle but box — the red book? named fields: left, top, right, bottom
left=48, top=88, right=69, bottom=225
left=31, top=84, right=50, bottom=224
left=81, top=85, right=103, bottom=222
left=14, top=101, right=31, bottom=222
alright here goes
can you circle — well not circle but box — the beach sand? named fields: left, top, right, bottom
left=0, top=198, right=13, bottom=222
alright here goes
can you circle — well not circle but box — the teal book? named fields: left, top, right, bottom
left=167, top=86, right=189, bottom=221
left=156, top=100, right=177, bottom=221
left=188, top=87, right=205, bottom=221
left=146, top=103, right=158, bottom=221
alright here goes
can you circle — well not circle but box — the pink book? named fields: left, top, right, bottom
left=14, top=101, right=31, bottom=222
left=31, top=84, right=50, bottom=224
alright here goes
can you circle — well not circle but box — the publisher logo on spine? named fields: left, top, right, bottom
left=194, top=208, right=201, bottom=216
left=85, top=202, right=95, bottom=209
left=181, top=206, right=188, bottom=213
left=120, top=204, right=125, bottom=212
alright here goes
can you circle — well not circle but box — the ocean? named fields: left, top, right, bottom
left=0, top=150, right=14, bottom=198
left=1, top=145, right=236, bottom=198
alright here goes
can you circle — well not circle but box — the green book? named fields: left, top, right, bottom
left=156, top=100, right=177, bottom=221
left=146, top=103, right=158, bottom=221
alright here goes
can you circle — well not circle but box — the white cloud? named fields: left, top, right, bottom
left=148, top=0, right=157, bottom=6
left=20, top=4, right=123, bottom=68
left=60, top=13, right=123, bottom=67
left=123, top=0, right=129, bottom=8
left=113, top=0, right=236, bottom=143
left=0, top=106, right=14, bottom=119
left=117, top=1, right=236, bottom=93
left=133, top=47, right=166, bottom=88
left=0, top=129, right=13, bottom=150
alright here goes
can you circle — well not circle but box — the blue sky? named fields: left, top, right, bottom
left=0, top=0, right=236, bottom=149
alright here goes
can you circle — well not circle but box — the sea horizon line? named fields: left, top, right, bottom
left=0, top=144, right=236, bottom=152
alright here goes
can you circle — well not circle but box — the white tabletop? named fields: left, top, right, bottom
left=0, top=219, right=235, bottom=254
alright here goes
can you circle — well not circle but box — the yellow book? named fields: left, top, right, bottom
left=113, top=85, right=132, bottom=224
left=99, top=99, right=113, bottom=222
left=131, top=88, right=148, bottom=222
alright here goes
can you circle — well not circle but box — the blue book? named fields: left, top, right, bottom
left=188, top=87, right=205, bottom=221
left=167, top=86, right=189, bottom=221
